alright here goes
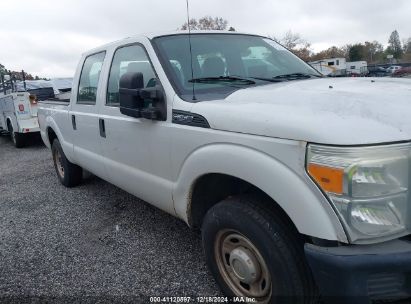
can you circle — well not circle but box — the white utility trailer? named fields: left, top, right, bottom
left=0, top=92, right=41, bottom=147
left=309, top=57, right=347, bottom=77
left=346, top=61, right=368, bottom=76
left=0, top=72, right=56, bottom=147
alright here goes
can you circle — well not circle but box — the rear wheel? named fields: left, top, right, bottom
left=52, top=138, right=82, bottom=187
left=202, top=194, right=318, bottom=304
left=8, top=121, right=25, bottom=148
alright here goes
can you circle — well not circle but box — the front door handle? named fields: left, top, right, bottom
left=71, top=115, right=76, bottom=130
left=99, top=118, right=106, bottom=138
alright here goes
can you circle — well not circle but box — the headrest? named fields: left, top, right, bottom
left=202, top=57, right=225, bottom=77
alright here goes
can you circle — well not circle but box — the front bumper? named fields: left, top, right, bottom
left=305, top=239, right=411, bottom=304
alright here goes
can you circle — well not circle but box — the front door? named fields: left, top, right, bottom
left=98, top=43, right=173, bottom=214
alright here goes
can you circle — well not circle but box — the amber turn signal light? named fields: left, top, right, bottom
left=308, top=163, right=344, bottom=194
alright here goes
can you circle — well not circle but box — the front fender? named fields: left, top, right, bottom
left=173, top=143, right=348, bottom=242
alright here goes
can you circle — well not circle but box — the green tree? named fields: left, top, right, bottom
left=403, top=38, right=411, bottom=53
left=402, top=38, right=411, bottom=61
left=180, top=16, right=228, bottom=30
left=310, top=46, right=347, bottom=61
left=348, top=44, right=365, bottom=61
left=387, top=30, right=403, bottom=59
left=363, top=41, right=384, bottom=62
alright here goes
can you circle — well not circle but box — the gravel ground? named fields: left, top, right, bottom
left=0, top=133, right=220, bottom=303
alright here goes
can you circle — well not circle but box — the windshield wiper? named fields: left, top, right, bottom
left=272, top=73, right=322, bottom=80
left=188, top=76, right=255, bottom=85
left=248, top=76, right=284, bottom=83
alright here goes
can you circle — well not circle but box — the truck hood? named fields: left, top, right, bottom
left=191, top=77, right=411, bottom=145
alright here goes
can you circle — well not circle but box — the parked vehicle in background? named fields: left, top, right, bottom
left=309, top=57, right=346, bottom=76
left=0, top=92, right=40, bottom=147
left=0, top=72, right=54, bottom=147
left=393, top=66, right=411, bottom=78
left=386, top=65, right=402, bottom=74
left=51, top=77, right=73, bottom=100
left=311, top=59, right=369, bottom=77
left=366, top=66, right=391, bottom=77
left=38, top=31, right=411, bottom=303
left=15, top=78, right=73, bottom=101
left=346, top=61, right=368, bottom=76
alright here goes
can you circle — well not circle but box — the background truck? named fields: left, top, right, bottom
left=0, top=72, right=55, bottom=147
left=38, top=31, right=411, bottom=303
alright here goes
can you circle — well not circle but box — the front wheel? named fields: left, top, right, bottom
left=52, top=138, right=82, bottom=187
left=202, top=195, right=318, bottom=304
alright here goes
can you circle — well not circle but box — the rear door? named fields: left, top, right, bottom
left=14, top=93, right=31, bottom=121
left=70, top=51, right=107, bottom=179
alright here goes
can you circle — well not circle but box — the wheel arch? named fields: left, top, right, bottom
left=189, top=173, right=300, bottom=234
left=173, top=144, right=348, bottom=242
left=6, top=116, right=17, bottom=132
left=46, top=127, right=58, bottom=147
left=43, top=117, right=75, bottom=163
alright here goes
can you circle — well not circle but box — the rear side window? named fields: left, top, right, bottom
left=107, top=45, right=156, bottom=106
left=77, top=52, right=106, bottom=104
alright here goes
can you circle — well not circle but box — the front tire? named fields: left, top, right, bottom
left=202, top=194, right=318, bottom=304
left=52, top=139, right=82, bottom=187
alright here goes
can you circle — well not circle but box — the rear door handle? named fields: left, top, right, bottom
left=99, top=118, right=106, bottom=138
left=71, top=115, right=76, bottom=130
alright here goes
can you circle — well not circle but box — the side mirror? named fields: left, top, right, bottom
left=119, top=72, right=145, bottom=118
left=119, top=72, right=166, bottom=121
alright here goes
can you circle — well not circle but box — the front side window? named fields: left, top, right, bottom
left=107, top=44, right=156, bottom=106
left=152, top=34, right=320, bottom=101
left=77, top=52, right=105, bottom=104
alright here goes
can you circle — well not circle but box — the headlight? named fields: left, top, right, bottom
left=307, top=143, right=410, bottom=243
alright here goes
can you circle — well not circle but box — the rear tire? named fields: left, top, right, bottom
left=52, top=138, right=82, bottom=187
left=202, top=194, right=318, bottom=304
left=8, top=122, right=25, bottom=148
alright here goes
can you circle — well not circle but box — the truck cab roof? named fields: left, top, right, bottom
left=83, top=30, right=259, bottom=55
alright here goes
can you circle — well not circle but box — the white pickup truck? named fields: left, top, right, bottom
left=38, top=31, right=411, bottom=303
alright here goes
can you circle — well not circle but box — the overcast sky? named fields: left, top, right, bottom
left=1, top=0, right=410, bottom=78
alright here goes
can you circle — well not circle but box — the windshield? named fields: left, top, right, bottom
left=152, top=33, right=320, bottom=101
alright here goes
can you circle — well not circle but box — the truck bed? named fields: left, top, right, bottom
left=38, top=99, right=70, bottom=106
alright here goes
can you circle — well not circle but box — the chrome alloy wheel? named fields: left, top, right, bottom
left=53, top=148, right=64, bottom=178
left=215, top=230, right=272, bottom=302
